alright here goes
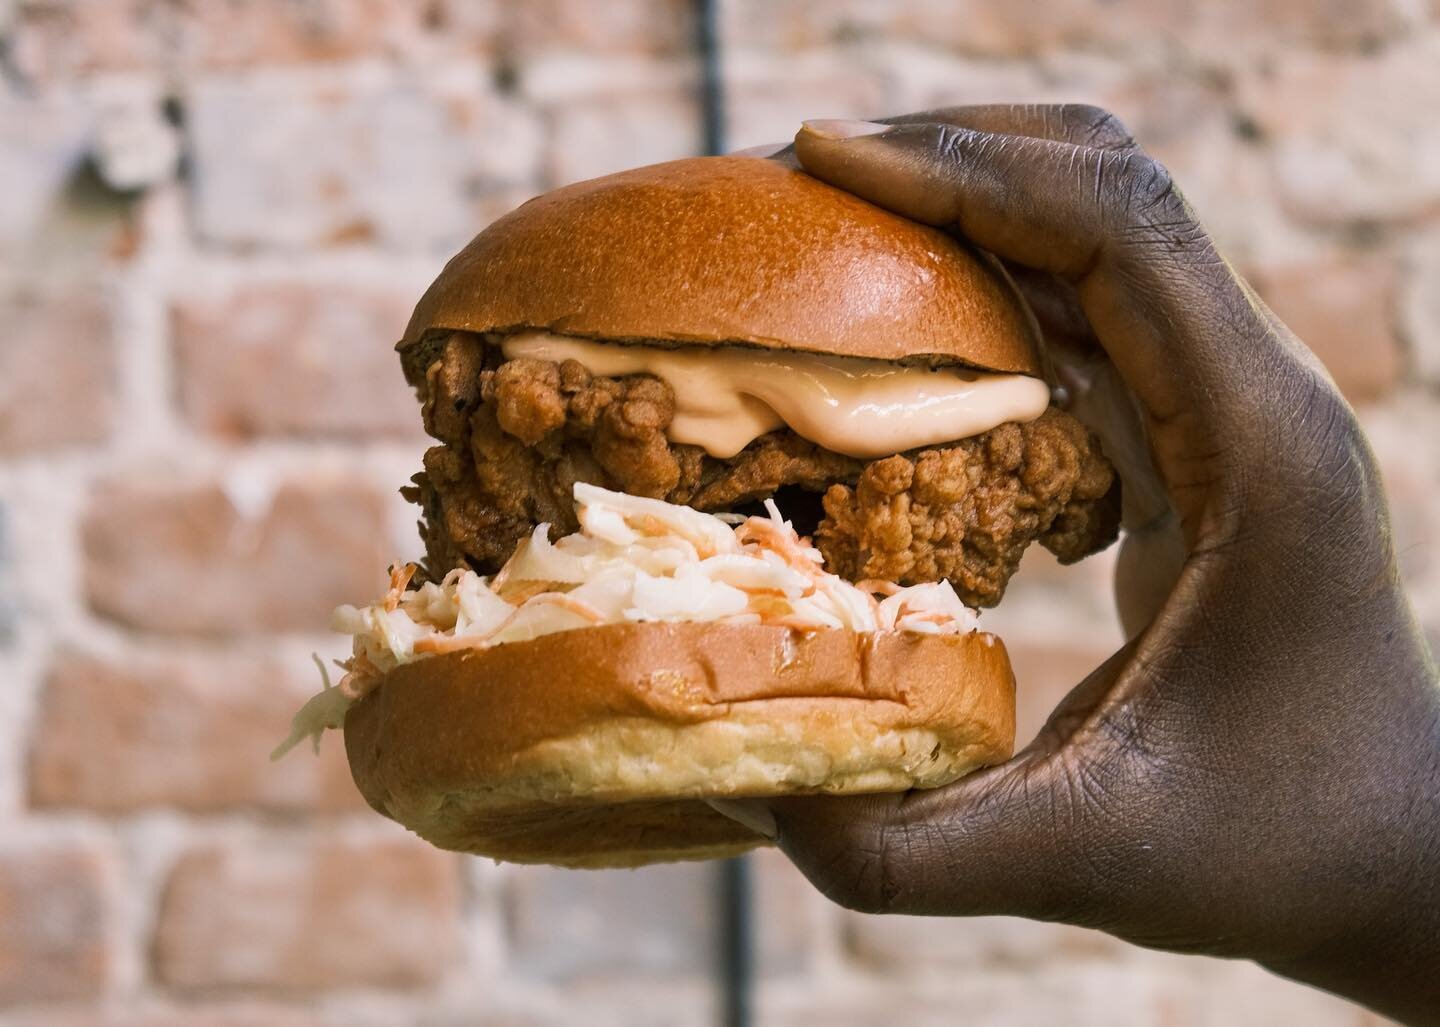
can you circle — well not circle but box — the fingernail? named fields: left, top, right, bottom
left=730, top=141, right=788, bottom=158
left=706, top=799, right=778, bottom=841
left=800, top=118, right=891, bottom=140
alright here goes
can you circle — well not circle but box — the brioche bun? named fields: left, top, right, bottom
left=355, top=156, right=1035, bottom=866
left=399, top=155, right=1042, bottom=376
left=346, top=623, right=1015, bottom=868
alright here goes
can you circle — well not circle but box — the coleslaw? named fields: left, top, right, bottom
left=273, top=483, right=980, bottom=758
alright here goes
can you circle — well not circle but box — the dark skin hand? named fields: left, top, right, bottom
left=721, top=106, right=1440, bottom=1023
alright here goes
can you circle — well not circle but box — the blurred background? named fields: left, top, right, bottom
left=1, top=1, right=1437, bottom=1025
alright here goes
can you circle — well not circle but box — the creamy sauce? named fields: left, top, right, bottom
left=501, top=331, right=1050, bottom=459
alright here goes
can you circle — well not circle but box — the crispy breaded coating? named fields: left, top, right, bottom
left=816, top=410, right=1118, bottom=606
left=403, top=333, right=1119, bottom=606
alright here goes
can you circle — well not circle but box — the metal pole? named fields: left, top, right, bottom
left=697, top=0, right=726, bottom=158
left=719, top=853, right=753, bottom=1027
left=694, top=12, right=750, bottom=1026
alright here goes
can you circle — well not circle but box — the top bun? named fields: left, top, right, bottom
left=399, top=156, right=1041, bottom=375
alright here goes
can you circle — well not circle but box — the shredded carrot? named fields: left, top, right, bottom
left=469, top=589, right=610, bottom=645
left=499, top=580, right=561, bottom=605
left=735, top=517, right=824, bottom=576
left=384, top=562, right=418, bottom=612
left=635, top=513, right=721, bottom=558
left=736, top=586, right=794, bottom=598
left=746, top=594, right=793, bottom=617
left=899, top=611, right=955, bottom=625
left=523, top=592, right=608, bottom=623
left=414, top=634, right=491, bottom=655
left=768, top=615, right=831, bottom=631
left=632, top=514, right=674, bottom=537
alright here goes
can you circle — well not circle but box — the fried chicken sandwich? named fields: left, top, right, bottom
left=276, top=156, right=1120, bottom=867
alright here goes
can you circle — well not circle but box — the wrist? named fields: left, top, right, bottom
left=1259, top=671, right=1440, bottom=1024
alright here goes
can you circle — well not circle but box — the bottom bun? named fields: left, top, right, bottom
left=344, top=622, right=1016, bottom=868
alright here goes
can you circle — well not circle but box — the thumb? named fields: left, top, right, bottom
left=707, top=773, right=1089, bottom=918
left=761, top=762, right=1085, bottom=918
left=708, top=649, right=1144, bottom=921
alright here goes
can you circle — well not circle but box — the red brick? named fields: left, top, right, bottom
left=760, top=957, right=1374, bottom=1025
left=501, top=0, right=693, bottom=57
left=154, top=837, right=461, bottom=992
left=188, top=73, right=540, bottom=250
left=472, top=186, right=538, bottom=228
left=0, top=89, right=98, bottom=247
left=721, top=0, right=1077, bottom=55
left=8, top=0, right=154, bottom=80
left=752, top=848, right=823, bottom=976
left=1184, top=0, right=1407, bottom=52
left=0, top=504, right=14, bottom=642
left=1358, top=396, right=1440, bottom=597
left=1006, top=637, right=1120, bottom=748
left=505, top=862, right=713, bottom=980
left=844, top=912, right=1126, bottom=971
left=81, top=473, right=393, bottom=636
left=543, top=83, right=700, bottom=186
left=416, top=1014, right=543, bottom=1027
left=28, top=651, right=365, bottom=814
left=886, top=0, right=1110, bottom=57
left=9, top=0, right=472, bottom=80
left=1250, top=254, right=1404, bottom=404
left=0, top=285, right=114, bottom=455
left=173, top=284, right=421, bottom=440
left=0, top=840, right=115, bottom=1003
left=1238, top=39, right=1440, bottom=225
left=1092, top=71, right=1282, bottom=263
left=723, top=54, right=889, bottom=152
left=419, top=2, right=505, bottom=56
left=1003, top=536, right=1116, bottom=593
left=6, top=1005, right=332, bottom=1027
left=1404, top=231, right=1440, bottom=385
left=981, top=541, right=1123, bottom=698
left=721, top=0, right=1408, bottom=57
left=757, top=968, right=1157, bottom=1026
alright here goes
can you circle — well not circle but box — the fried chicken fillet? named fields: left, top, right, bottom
left=403, top=332, right=1118, bottom=609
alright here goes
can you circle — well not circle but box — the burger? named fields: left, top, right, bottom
left=275, top=156, right=1120, bottom=868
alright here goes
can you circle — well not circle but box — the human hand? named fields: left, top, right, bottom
left=725, top=105, right=1440, bottom=1023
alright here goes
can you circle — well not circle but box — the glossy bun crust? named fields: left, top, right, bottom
left=399, top=156, right=1042, bottom=375
left=344, top=623, right=1016, bottom=867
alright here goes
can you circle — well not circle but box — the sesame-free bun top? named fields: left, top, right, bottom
left=399, top=156, right=1042, bottom=376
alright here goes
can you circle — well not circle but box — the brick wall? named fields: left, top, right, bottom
left=1, top=1, right=1435, bottom=1024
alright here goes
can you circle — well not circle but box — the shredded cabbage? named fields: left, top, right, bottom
left=273, top=483, right=980, bottom=758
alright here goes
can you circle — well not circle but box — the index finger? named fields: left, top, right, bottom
left=792, top=119, right=1335, bottom=548
left=879, top=102, right=1138, bottom=152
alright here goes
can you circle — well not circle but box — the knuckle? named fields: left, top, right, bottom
left=1100, top=153, right=1205, bottom=255
left=1117, top=153, right=1180, bottom=214
left=803, top=829, right=906, bottom=915
left=1059, top=104, right=1135, bottom=150
left=931, top=121, right=973, bottom=164
left=1273, top=373, right=1378, bottom=515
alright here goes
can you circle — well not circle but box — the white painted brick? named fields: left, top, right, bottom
left=187, top=66, right=542, bottom=250
left=1237, top=35, right=1440, bottom=226
left=721, top=51, right=890, bottom=152
left=1403, top=229, right=1440, bottom=385
left=545, top=89, right=700, bottom=185
left=0, top=91, right=92, bottom=245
